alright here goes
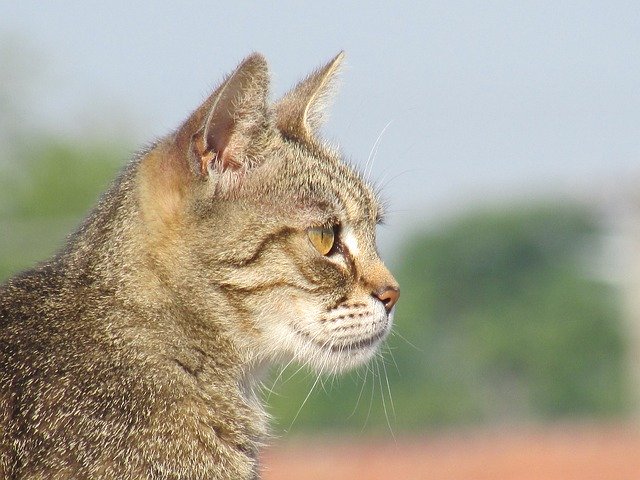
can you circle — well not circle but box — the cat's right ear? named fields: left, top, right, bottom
left=275, top=51, right=345, bottom=143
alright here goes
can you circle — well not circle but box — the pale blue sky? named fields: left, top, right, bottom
left=2, top=1, right=640, bottom=256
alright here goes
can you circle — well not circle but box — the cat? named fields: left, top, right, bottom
left=0, top=52, right=399, bottom=479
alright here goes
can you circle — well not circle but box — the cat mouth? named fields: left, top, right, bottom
left=293, top=323, right=388, bottom=353
left=326, top=329, right=387, bottom=352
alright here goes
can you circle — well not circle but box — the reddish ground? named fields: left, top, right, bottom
left=261, top=423, right=640, bottom=480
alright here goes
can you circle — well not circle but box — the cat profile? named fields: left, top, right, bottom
left=0, top=52, right=399, bottom=479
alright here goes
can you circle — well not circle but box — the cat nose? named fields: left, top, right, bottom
left=373, top=286, right=400, bottom=313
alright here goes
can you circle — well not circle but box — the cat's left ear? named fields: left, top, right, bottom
left=141, top=54, right=271, bottom=224
left=176, top=53, right=272, bottom=177
left=275, top=51, right=344, bottom=143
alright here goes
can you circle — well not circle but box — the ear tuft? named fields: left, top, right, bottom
left=275, top=51, right=345, bottom=143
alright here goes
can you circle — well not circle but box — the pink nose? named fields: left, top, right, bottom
left=374, top=286, right=400, bottom=313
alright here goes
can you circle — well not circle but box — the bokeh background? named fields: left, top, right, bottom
left=2, top=2, right=640, bottom=478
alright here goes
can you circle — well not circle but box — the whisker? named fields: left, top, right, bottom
left=375, top=168, right=420, bottom=196
left=329, top=370, right=340, bottom=391
left=361, top=361, right=376, bottom=433
left=380, top=354, right=397, bottom=421
left=267, top=357, right=296, bottom=401
left=282, top=361, right=309, bottom=386
left=317, top=336, right=335, bottom=376
left=376, top=358, right=396, bottom=442
left=364, top=120, right=394, bottom=183
left=349, top=364, right=370, bottom=420
left=319, top=373, right=330, bottom=395
left=261, top=383, right=280, bottom=399
left=391, top=330, right=423, bottom=352
left=384, top=344, right=401, bottom=375
left=288, top=373, right=322, bottom=432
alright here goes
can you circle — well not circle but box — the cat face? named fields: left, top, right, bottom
left=139, top=53, right=398, bottom=374
left=229, top=141, right=399, bottom=374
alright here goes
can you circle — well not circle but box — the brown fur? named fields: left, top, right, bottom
left=0, top=53, right=398, bottom=479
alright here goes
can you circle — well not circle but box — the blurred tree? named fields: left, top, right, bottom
left=392, top=206, right=628, bottom=424
left=0, top=139, right=125, bottom=280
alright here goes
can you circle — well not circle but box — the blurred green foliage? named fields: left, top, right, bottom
left=0, top=139, right=124, bottom=279
left=391, top=207, right=627, bottom=423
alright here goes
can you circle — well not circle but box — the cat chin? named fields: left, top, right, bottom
left=291, top=312, right=393, bottom=375
left=256, top=299, right=393, bottom=374
left=308, top=344, right=381, bottom=374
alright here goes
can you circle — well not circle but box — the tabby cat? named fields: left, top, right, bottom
left=0, top=52, right=399, bottom=479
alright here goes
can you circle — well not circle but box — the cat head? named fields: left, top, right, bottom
left=138, top=53, right=399, bottom=374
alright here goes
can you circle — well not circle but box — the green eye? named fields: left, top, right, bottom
left=307, top=226, right=335, bottom=256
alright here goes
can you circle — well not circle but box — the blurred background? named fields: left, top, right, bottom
left=2, top=2, right=640, bottom=478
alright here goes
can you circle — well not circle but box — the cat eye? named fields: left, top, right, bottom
left=307, top=226, right=336, bottom=256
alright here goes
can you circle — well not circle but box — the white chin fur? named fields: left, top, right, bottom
left=261, top=298, right=393, bottom=375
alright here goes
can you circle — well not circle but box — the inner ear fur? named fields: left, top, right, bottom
left=275, top=51, right=344, bottom=143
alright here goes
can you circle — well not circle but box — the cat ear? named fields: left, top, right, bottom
left=275, top=51, right=344, bottom=142
left=177, top=53, right=271, bottom=176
